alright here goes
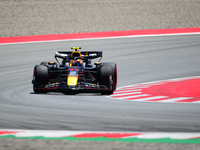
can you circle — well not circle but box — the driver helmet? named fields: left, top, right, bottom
left=76, top=59, right=83, bottom=66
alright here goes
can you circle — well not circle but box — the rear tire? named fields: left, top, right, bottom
left=33, top=65, right=49, bottom=93
left=100, top=65, right=114, bottom=95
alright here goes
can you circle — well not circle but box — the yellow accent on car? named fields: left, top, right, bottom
left=86, top=52, right=88, bottom=57
left=69, top=60, right=74, bottom=67
left=49, top=62, right=55, bottom=64
left=71, top=47, right=81, bottom=50
left=67, top=76, right=78, bottom=86
left=71, top=51, right=81, bottom=57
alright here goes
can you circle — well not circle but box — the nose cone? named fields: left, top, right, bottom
left=67, top=76, right=78, bottom=86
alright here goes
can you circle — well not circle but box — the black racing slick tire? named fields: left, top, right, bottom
left=100, top=65, right=114, bottom=95
left=33, top=65, right=49, bottom=93
left=103, top=63, right=117, bottom=90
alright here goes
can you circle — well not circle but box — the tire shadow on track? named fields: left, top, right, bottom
left=29, top=91, right=104, bottom=96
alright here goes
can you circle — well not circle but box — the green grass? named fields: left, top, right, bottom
left=1, top=135, right=200, bottom=144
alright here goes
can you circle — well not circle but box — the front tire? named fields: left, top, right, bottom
left=100, top=65, right=114, bottom=95
left=33, top=65, right=49, bottom=93
left=103, top=63, right=117, bottom=90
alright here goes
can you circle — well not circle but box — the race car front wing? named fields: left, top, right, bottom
left=33, top=82, right=109, bottom=92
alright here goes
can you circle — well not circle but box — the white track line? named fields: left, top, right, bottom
left=159, top=97, right=192, bottom=103
left=122, top=94, right=150, bottom=99
left=113, top=89, right=141, bottom=94
left=129, top=96, right=168, bottom=102
left=112, top=92, right=141, bottom=96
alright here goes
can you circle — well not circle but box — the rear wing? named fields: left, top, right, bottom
left=55, top=51, right=102, bottom=59
left=81, top=51, right=102, bottom=59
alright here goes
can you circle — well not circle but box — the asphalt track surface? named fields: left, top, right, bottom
left=0, top=34, right=200, bottom=132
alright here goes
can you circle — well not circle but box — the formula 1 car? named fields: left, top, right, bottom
left=32, top=47, right=117, bottom=94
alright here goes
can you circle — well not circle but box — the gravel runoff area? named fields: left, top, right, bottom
left=0, top=0, right=200, bottom=37
left=0, top=138, right=200, bottom=150
left=0, top=0, right=200, bottom=150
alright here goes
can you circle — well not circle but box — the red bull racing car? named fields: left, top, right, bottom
left=32, top=47, right=117, bottom=94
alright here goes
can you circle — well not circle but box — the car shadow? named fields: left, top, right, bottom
left=29, top=91, right=104, bottom=96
